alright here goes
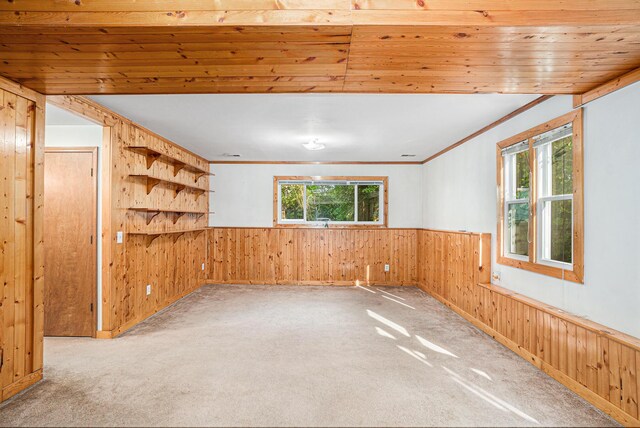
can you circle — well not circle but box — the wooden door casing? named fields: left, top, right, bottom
left=44, top=148, right=97, bottom=337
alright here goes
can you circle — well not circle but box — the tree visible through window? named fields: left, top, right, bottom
left=497, top=109, right=583, bottom=283
left=277, top=177, right=385, bottom=226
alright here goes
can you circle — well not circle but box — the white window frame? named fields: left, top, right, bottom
left=502, top=142, right=530, bottom=262
left=276, top=178, right=385, bottom=227
left=535, top=132, right=574, bottom=270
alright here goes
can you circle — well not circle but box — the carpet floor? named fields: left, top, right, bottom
left=0, top=284, right=618, bottom=427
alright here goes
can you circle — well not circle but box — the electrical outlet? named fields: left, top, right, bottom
left=492, top=271, right=501, bottom=283
left=116, top=231, right=124, bottom=244
left=384, top=264, right=390, bottom=272
left=146, top=284, right=151, bottom=296
left=201, top=263, right=205, bottom=271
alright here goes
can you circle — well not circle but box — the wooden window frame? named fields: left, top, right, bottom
left=273, top=176, right=389, bottom=228
left=496, top=109, right=584, bottom=284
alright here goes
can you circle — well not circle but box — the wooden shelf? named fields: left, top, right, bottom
left=129, top=174, right=212, bottom=199
left=128, top=207, right=213, bottom=225
left=128, top=228, right=207, bottom=246
left=126, top=145, right=214, bottom=179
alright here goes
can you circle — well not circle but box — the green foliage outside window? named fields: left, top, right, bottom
left=307, top=184, right=355, bottom=221
left=549, top=136, right=573, bottom=263
left=280, top=184, right=304, bottom=220
left=280, top=181, right=381, bottom=223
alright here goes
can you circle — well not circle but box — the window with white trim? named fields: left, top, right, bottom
left=535, top=124, right=574, bottom=266
left=276, top=177, right=385, bottom=226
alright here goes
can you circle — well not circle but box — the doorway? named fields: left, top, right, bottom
left=44, top=147, right=98, bottom=337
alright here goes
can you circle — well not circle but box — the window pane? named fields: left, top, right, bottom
left=507, top=202, right=529, bottom=256
left=357, top=185, right=380, bottom=222
left=515, top=150, right=530, bottom=199
left=551, top=136, right=573, bottom=196
left=280, top=184, right=304, bottom=220
left=546, top=199, right=573, bottom=264
left=307, top=184, right=355, bottom=222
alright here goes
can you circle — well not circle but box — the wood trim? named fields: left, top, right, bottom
left=0, top=76, right=45, bottom=104
left=417, top=229, right=640, bottom=426
left=211, top=160, right=422, bottom=165
left=32, top=96, right=46, bottom=374
left=574, top=67, right=640, bottom=108
left=95, top=330, right=112, bottom=340
left=100, top=127, right=112, bottom=333
left=496, top=109, right=584, bottom=284
left=423, top=95, right=553, bottom=164
left=44, top=147, right=99, bottom=337
left=210, top=226, right=418, bottom=231
left=1, top=369, right=42, bottom=402
left=273, top=175, right=389, bottom=228
left=99, top=284, right=205, bottom=339
left=46, top=95, right=117, bottom=127
left=2, top=7, right=639, bottom=27
left=496, top=109, right=579, bottom=150
left=204, top=280, right=417, bottom=287
left=422, top=287, right=640, bottom=427
left=46, top=95, right=209, bottom=164
left=477, top=282, right=640, bottom=352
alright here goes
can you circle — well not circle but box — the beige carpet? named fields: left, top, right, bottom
left=0, top=284, right=617, bottom=427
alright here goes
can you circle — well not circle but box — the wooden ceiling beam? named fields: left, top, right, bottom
left=573, top=66, right=640, bottom=107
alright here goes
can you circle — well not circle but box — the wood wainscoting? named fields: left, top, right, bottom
left=417, top=229, right=640, bottom=426
left=207, top=227, right=418, bottom=286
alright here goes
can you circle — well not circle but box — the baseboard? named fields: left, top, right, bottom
left=417, top=283, right=640, bottom=427
left=204, top=279, right=417, bottom=287
left=1, top=369, right=43, bottom=402
left=102, top=284, right=205, bottom=339
left=95, top=330, right=112, bottom=339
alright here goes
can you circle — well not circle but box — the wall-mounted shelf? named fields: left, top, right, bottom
left=128, top=207, right=213, bottom=225
left=129, top=174, right=213, bottom=199
left=128, top=228, right=207, bottom=247
left=126, top=145, right=214, bottom=180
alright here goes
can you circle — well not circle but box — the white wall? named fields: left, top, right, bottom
left=422, top=84, right=640, bottom=338
left=209, top=164, right=423, bottom=228
left=45, top=124, right=105, bottom=330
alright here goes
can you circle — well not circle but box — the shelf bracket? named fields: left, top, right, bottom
left=145, top=153, right=162, bottom=169
left=194, top=189, right=206, bottom=200
left=172, top=212, right=187, bottom=224
left=174, top=184, right=186, bottom=199
left=194, top=229, right=206, bottom=239
left=172, top=232, right=186, bottom=244
left=173, top=161, right=186, bottom=177
left=146, top=177, right=161, bottom=195
left=145, top=234, right=161, bottom=248
left=145, top=211, right=160, bottom=225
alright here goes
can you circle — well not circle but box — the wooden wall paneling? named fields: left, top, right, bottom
left=206, top=228, right=419, bottom=286
left=416, top=229, right=640, bottom=426
left=51, top=96, right=209, bottom=338
left=0, top=76, right=45, bottom=402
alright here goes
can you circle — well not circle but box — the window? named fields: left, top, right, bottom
left=497, top=110, right=583, bottom=283
left=275, top=176, right=387, bottom=227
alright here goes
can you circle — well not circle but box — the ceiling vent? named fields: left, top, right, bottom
left=401, top=154, right=416, bottom=157
left=222, top=153, right=242, bottom=158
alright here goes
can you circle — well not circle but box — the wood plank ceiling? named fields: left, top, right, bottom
left=0, top=1, right=639, bottom=95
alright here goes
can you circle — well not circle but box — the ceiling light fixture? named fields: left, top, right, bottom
left=302, top=139, right=325, bottom=151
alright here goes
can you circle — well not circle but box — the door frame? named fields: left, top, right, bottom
left=46, top=95, right=115, bottom=338
left=44, top=146, right=98, bottom=337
